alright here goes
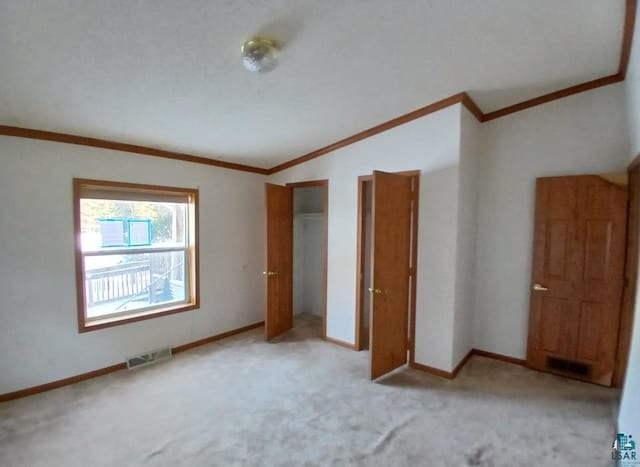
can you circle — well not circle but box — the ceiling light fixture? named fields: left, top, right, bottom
left=241, top=38, right=279, bottom=73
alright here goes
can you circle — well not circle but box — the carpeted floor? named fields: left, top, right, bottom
left=0, top=314, right=620, bottom=467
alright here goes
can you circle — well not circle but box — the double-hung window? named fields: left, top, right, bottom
left=74, top=179, right=199, bottom=332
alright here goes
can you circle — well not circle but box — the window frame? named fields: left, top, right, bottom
left=73, top=178, right=199, bottom=333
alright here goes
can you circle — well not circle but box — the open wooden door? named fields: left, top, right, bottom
left=265, top=183, right=293, bottom=340
left=526, top=175, right=627, bottom=386
left=614, top=163, right=640, bottom=387
left=370, top=171, right=413, bottom=379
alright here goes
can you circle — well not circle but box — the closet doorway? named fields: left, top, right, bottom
left=264, top=180, right=328, bottom=340
left=291, top=181, right=328, bottom=337
left=355, top=171, right=420, bottom=379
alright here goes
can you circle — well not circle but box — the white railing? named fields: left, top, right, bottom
left=85, top=261, right=151, bottom=306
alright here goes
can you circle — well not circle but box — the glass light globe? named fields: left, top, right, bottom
left=241, top=38, right=278, bottom=73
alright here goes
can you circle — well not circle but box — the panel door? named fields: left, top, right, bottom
left=527, top=176, right=627, bottom=386
left=614, top=164, right=640, bottom=387
left=370, top=171, right=412, bottom=380
left=265, top=183, right=293, bottom=340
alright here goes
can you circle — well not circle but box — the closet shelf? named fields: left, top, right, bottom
left=296, top=212, right=324, bottom=219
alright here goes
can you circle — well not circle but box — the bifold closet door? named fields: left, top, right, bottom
left=369, top=171, right=412, bottom=380
left=526, top=175, right=627, bottom=386
left=264, top=183, right=293, bottom=340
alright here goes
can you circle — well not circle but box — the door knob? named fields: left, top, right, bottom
left=532, top=283, right=548, bottom=291
left=263, top=271, right=277, bottom=276
left=368, top=287, right=384, bottom=295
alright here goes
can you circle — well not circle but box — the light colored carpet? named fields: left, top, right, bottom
left=0, top=314, right=620, bottom=467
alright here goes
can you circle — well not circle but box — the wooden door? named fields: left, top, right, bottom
left=527, top=175, right=627, bottom=386
left=614, top=164, right=640, bottom=387
left=370, top=171, right=412, bottom=379
left=265, top=183, right=293, bottom=340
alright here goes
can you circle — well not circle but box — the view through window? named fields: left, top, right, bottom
left=74, top=179, right=198, bottom=331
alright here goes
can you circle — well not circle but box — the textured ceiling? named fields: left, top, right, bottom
left=0, top=0, right=626, bottom=168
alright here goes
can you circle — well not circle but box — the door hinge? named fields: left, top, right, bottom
left=409, top=267, right=414, bottom=277
left=624, top=276, right=630, bottom=287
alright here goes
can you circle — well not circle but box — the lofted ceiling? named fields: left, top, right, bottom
left=0, top=0, right=627, bottom=168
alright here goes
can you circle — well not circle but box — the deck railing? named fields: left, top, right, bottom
left=85, top=261, right=151, bottom=306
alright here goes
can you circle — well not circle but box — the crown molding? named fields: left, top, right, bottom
left=0, top=0, right=635, bottom=176
left=267, top=72, right=623, bottom=174
left=268, top=0, right=636, bottom=174
left=620, top=0, right=638, bottom=79
left=268, top=93, right=474, bottom=174
left=480, top=74, right=624, bottom=122
left=0, top=125, right=269, bottom=175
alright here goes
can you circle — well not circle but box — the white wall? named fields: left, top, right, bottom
left=418, top=165, right=460, bottom=370
left=300, top=217, right=324, bottom=317
left=473, top=83, right=632, bottom=360
left=627, top=11, right=640, bottom=159
left=268, top=105, right=462, bottom=370
left=452, top=107, right=481, bottom=365
left=0, top=136, right=266, bottom=394
left=619, top=4, right=640, bottom=439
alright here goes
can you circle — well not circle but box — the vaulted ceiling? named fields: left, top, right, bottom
left=0, top=1, right=628, bottom=168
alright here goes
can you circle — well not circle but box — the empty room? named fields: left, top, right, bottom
left=2, top=1, right=640, bottom=466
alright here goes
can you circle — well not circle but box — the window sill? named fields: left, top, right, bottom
left=79, top=302, right=199, bottom=333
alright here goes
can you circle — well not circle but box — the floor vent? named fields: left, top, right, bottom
left=546, top=356, right=592, bottom=377
left=126, top=347, right=172, bottom=370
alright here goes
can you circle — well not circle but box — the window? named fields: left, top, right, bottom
left=74, top=179, right=199, bottom=332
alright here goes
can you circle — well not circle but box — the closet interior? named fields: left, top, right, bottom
left=360, top=180, right=372, bottom=350
left=292, top=185, right=327, bottom=336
